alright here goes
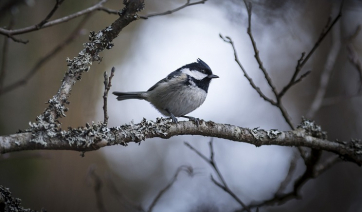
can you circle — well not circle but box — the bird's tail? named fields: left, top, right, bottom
left=112, top=91, right=147, bottom=101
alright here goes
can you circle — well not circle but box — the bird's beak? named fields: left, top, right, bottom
left=208, top=74, right=219, bottom=79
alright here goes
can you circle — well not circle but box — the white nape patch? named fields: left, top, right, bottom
left=181, top=68, right=207, bottom=80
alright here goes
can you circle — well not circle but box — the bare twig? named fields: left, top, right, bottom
left=88, top=165, right=108, bottom=212
left=221, top=2, right=346, bottom=210
left=31, top=0, right=145, bottom=128
left=307, top=19, right=341, bottom=118
left=98, top=7, right=119, bottom=15
left=185, top=140, right=251, bottom=212
left=279, top=0, right=344, bottom=98
left=0, top=13, right=92, bottom=96
left=147, top=165, right=195, bottom=212
left=243, top=0, right=278, bottom=98
left=139, top=0, right=208, bottom=19
left=0, top=0, right=107, bottom=37
left=220, top=34, right=295, bottom=129
left=220, top=35, right=276, bottom=105
left=103, top=67, right=115, bottom=126
left=223, top=1, right=296, bottom=130
left=36, top=0, right=65, bottom=29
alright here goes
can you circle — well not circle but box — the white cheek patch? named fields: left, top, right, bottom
left=181, top=68, right=208, bottom=80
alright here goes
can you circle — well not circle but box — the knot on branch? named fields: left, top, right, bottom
left=250, top=128, right=282, bottom=143
left=297, top=118, right=327, bottom=139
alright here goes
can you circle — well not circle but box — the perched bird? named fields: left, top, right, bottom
left=113, top=58, right=219, bottom=123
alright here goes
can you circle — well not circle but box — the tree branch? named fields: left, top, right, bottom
left=102, top=67, right=115, bottom=126
left=219, top=35, right=276, bottom=106
left=243, top=0, right=278, bottom=99
left=1, top=118, right=361, bottom=165
left=28, top=0, right=144, bottom=135
left=0, top=0, right=107, bottom=37
left=278, top=0, right=344, bottom=99
left=36, top=0, right=65, bottom=29
left=139, top=0, right=208, bottom=19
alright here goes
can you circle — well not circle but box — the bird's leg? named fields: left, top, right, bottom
left=166, top=109, right=178, bottom=123
left=182, top=115, right=200, bottom=126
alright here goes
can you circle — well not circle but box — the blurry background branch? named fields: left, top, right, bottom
left=147, top=165, right=196, bottom=212
left=0, top=0, right=107, bottom=43
left=0, top=0, right=209, bottom=44
left=185, top=140, right=251, bottom=212
left=0, top=13, right=92, bottom=96
left=139, top=0, right=208, bottom=19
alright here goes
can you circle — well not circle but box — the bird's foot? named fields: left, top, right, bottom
left=166, top=109, right=178, bottom=124
left=182, top=116, right=200, bottom=126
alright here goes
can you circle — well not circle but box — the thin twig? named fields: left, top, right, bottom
left=147, top=166, right=195, bottom=212
left=243, top=0, right=278, bottom=98
left=36, top=0, right=65, bottom=29
left=98, top=7, right=119, bottom=15
left=0, top=13, right=92, bottom=96
left=103, top=67, right=115, bottom=126
left=279, top=0, right=344, bottom=98
left=277, top=53, right=305, bottom=98
left=220, top=35, right=276, bottom=105
left=307, top=18, right=341, bottom=118
left=223, top=1, right=296, bottom=130
left=185, top=140, right=251, bottom=212
left=139, top=0, right=208, bottom=19
left=0, top=0, right=107, bottom=37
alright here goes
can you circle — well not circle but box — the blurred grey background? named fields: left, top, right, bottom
left=1, top=0, right=362, bottom=211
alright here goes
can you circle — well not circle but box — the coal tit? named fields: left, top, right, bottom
left=113, top=58, right=219, bottom=123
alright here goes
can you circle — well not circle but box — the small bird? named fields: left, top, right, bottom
left=113, top=58, right=219, bottom=123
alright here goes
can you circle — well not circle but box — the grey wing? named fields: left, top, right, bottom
left=147, top=70, right=182, bottom=91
